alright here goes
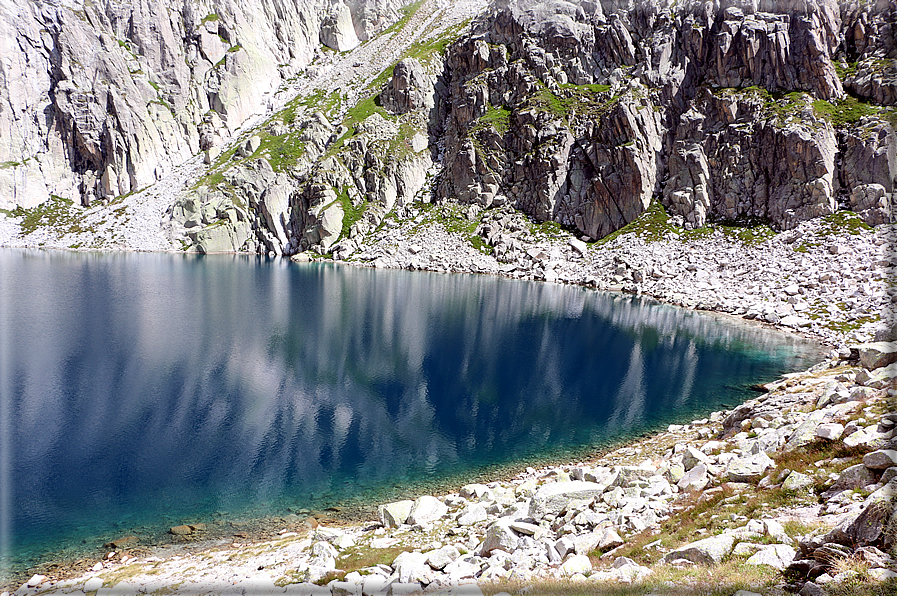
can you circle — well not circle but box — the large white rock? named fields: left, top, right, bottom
left=572, top=530, right=605, bottom=555
left=378, top=500, right=413, bottom=528
left=392, top=551, right=431, bottom=584
left=598, top=527, right=625, bottom=550
left=459, top=484, right=494, bottom=501
left=859, top=362, right=897, bottom=389
left=681, top=445, right=711, bottom=470
left=528, top=481, right=605, bottom=518
left=319, top=2, right=360, bottom=51
left=746, top=544, right=797, bottom=570
left=456, top=503, right=488, bottom=526
left=426, top=545, right=460, bottom=570
left=677, top=463, right=710, bottom=491
left=480, top=520, right=519, bottom=556
left=815, top=423, right=844, bottom=440
left=83, top=578, right=104, bottom=592
left=662, top=533, right=737, bottom=565
left=407, top=495, right=448, bottom=525
left=309, top=540, right=338, bottom=569
left=560, top=554, right=592, bottom=576
left=727, top=452, right=775, bottom=483
left=782, top=471, right=814, bottom=490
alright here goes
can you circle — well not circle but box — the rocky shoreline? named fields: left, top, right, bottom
left=324, top=199, right=893, bottom=350
left=4, top=212, right=896, bottom=595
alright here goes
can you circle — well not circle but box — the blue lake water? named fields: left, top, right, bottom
left=0, top=249, right=820, bottom=581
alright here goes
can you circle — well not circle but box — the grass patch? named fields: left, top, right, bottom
left=521, top=81, right=626, bottom=125
left=813, top=95, right=880, bottom=127
left=381, top=0, right=424, bottom=38
left=592, top=200, right=780, bottom=246
left=257, top=132, right=307, bottom=173
left=715, top=86, right=810, bottom=124
left=3, top=195, right=90, bottom=236
left=793, top=209, right=871, bottom=253
left=527, top=218, right=566, bottom=240
left=481, top=559, right=781, bottom=594
left=324, top=94, right=397, bottom=159
left=339, top=187, right=367, bottom=241
left=364, top=17, right=472, bottom=95
left=717, top=216, right=776, bottom=245
left=410, top=202, right=492, bottom=254
left=201, top=13, right=219, bottom=23
left=308, top=544, right=407, bottom=585
left=471, top=105, right=512, bottom=136
left=594, top=199, right=676, bottom=246
left=835, top=61, right=859, bottom=81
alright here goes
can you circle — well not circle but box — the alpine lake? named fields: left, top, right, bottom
left=0, top=249, right=822, bottom=583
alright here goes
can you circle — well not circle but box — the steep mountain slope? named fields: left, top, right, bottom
left=0, top=0, right=894, bottom=257
left=0, top=0, right=412, bottom=209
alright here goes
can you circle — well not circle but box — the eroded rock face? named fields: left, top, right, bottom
left=382, top=58, right=435, bottom=115
left=0, top=0, right=409, bottom=210
left=436, top=0, right=896, bottom=239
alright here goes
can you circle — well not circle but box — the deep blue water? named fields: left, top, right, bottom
left=0, top=249, right=819, bottom=580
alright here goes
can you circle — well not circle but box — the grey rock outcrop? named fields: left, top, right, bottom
left=435, top=0, right=897, bottom=239
left=382, top=58, right=435, bottom=115
left=0, top=0, right=410, bottom=211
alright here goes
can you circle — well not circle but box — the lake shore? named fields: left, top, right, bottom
left=8, top=341, right=895, bottom=596
left=4, top=216, right=895, bottom=596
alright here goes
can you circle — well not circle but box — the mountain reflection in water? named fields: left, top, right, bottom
left=0, top=249, right=819, bottom=573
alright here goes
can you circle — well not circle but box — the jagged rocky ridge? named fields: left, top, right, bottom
left=437, top=0, right=897, bottom=240
left=2, top=0, right=896, bottom=259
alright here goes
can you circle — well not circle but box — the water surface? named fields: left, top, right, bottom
left=0, top=249, right=819, bottom=580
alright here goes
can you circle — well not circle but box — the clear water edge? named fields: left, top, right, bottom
left=0, top=249, right=822, bottom=587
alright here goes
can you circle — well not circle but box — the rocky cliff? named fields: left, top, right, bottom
left=0, top=0, right=895, bottom=257
left=438, top=0, right=897, bottom=240
left=0, top=0, right=408, bottom=209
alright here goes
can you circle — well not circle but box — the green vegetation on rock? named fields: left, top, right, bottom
left=716, top=86, right=810, bottom=125
left=813, top=95, right=879, bottom=127
left=596, top=201, right=779, bottom=247
left=338, top=186, right=367, bottom=241
left=794, top=210, right=871, bottom=252
left=2, top=195, right=88, bottom=236
left=411, top=202, right=492, bottom=254
left=594, top=200, right=674, bottom=246
left=526, top=81, right=622, bottom=124
left=257, top=133, right=306, bottom=173
left=471, top=105, right=512, bottom=136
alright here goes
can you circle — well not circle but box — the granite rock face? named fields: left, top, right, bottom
left=2, top=0, right=896, bottom=254
left=0, top=0, right=410, bottom=211
left=436, top=0, right=896, bottom=239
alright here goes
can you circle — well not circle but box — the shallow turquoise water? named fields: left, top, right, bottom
left=0, top=249, right=820, bottom=581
